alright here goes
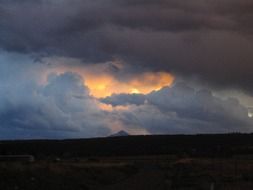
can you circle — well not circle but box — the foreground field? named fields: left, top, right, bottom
left=0, top=156, right=253, bottom=190
left=0, top=134, right=253, bottom=189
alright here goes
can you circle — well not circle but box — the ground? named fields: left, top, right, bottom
left=0, top=155, right=253, bottom=190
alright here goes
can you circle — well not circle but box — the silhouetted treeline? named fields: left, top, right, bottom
left=0, top=134, right=252, bottom=159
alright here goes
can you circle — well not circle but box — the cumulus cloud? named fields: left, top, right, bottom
left=38, top=56, right=174, bottom=97
left=0, top=0, right=253, bottom=93
left=0, top=53, right=112, bottom=139
left=0, top=0, right=252, bottom=139
left=102, top=83, right=253, bottom=134
left=0, top=51, right=252, bottom=139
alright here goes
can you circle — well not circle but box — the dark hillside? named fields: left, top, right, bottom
left=0, top=134, right=252, bottom=158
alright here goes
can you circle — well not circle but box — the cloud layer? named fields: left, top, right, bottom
left=102, top=83, right=253, bottom=134
left=1, top=0, right=253, bottom=93
left=0, top=1, right=252, bottom=139
left=0, top=52, right=252, bottom=139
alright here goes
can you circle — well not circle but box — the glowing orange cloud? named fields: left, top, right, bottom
left=84, top=71, right=174, bottom=98
left=41, top=60, right=174, bottom=98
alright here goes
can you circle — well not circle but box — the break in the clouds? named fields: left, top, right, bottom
left=0, top=0, right=252, bottom=139
left=0, top=52, right=252, bottom=139
left=1, top=0, right=253, bottom=92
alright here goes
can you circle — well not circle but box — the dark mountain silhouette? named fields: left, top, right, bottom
left=110, top=130, right=130, bottom=137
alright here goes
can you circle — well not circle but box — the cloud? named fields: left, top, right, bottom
left=101, top=93, right=146, bottom=106
left=102, top=83, right=253, bottom=134
left=0, top=0, right=253, bottom=93
left=0, top=52, right=252, bottom=139
left=0, top=54, right=111, bottom=139
left=39, top=57, right=174, bottom=97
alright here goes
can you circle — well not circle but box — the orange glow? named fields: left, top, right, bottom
left=84, top=71, right=174, bottom=98
left=42, top=61, right=174, bottom=98
left=98, top=103, right=130, bottom=111
left=131, top=88, right=140, bottom=94
left=98, top=102, right=113, bottom=111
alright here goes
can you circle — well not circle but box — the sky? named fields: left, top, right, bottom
left=0, top=0, right=253, bottom=139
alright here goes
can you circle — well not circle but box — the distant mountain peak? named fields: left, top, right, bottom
left=110, top=130, right=130, bottom=137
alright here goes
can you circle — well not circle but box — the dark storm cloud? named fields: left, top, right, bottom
left=101, top=93, right=146, bottom=106
left=102, top=83, right=253, bottom=134
left=1, top=0, right=253, bottom=92
left=0, top=55, right=112, bottom=139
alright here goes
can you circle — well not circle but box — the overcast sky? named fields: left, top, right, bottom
left=0, top=0, right=252, bottom=139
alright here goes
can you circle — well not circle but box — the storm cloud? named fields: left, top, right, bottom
left=0, top=52, right=252, bottom=139
left=0, top=54, right=111, bottom=139
left=101, top=82, right=253, bottom=134
left=0, top=0, right=253, bottom=92
left=0, top=1, right=252, bottom=138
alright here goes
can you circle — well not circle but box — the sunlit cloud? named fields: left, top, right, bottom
left=248, top=108, right=253, bottom=118
left=84, top=71, right=174, bottom=98
left=41, top=57, right=174, bottom=98
left=97, top=102, right=130, bottom=112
